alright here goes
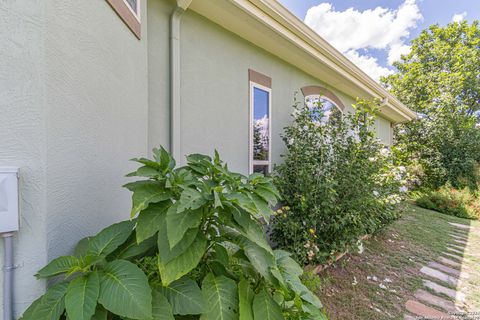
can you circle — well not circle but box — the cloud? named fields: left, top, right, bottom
left=304, top=0, right=422, bottom=81
left=343, top=50, right=394, bottom=82
left=452, top=12, right=467, bottom=23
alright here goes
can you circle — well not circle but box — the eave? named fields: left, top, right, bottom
left=188, top=0, right=417, bottom=123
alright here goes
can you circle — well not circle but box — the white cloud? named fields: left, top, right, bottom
left=344, top=50, right=394, bottom=82
left=304, top=0, right=422, bottom=81
left=452, top=12, right=467, bottom=23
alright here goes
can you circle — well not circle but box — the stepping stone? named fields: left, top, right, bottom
left=414, top=289, right=458, bottom=313
left=423, top=280, right=464, bottom=301
left=449, top=243, right=465, bottom=250
left=447, top=247, right=464, bottom=256
left=420, top=266, right=458, bottom=286
left=450, top=234, right=468, bottom=241
left=454, top=239, right=468, bottom=246
left=405, top=300, right=449, bottom=318
left=438, top=257, right=461, bottom=268
left=428, top=261, right=461, bottom=277
left=443, top=252, right=463, bottom=261
left=449, top=222, right=472, bottom=230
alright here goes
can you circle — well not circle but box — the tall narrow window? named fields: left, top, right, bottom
left=249, top=82, right=272, bottom=175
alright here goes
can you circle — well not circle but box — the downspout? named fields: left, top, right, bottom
left=2, top=233, right=14, bottom=320
left=170, top=0, right=193, bottom=161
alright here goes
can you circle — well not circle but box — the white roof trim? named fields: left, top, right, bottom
left=189, top=0, right=417, bottom=123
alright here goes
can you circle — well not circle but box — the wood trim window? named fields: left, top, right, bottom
left=106, top=0, right=141, bottom=39
left=249, top=70, right=272, bottom=175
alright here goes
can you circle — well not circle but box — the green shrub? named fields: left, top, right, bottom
left=416, top=185, right=480, bottom=220
left=22, top=148, right=327, bottom=320
left=271, top=99, right=407, bottom=265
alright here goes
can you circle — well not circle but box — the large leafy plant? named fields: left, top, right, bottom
left=272, top=99, right=406, bottom=265
left=21, top=147, right=327, bottom=320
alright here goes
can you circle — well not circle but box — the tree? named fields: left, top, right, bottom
left=382, top=21, right=480, bottom=189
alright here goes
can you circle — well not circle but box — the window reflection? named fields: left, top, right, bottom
left=305, top=95, right=341, bottom=123
left=253, top=87, right=269, bottom=161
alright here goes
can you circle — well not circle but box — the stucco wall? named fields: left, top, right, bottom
left=146, top=5, right=394, bottom=173
left=175, top=10, right=368, bottom=172
left=0, top=0, right=48, bottom=314
left=1, top=0, right=150, bottom=316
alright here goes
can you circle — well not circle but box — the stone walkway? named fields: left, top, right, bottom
left=403, top=222, right=477, bottom=319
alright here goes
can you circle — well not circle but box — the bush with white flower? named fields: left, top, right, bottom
left=271, top=98, right=407, bottom=265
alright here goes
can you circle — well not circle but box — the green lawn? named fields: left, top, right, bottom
left=315, top=203, right=480, bottom=319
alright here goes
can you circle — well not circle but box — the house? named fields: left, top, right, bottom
left=0, top=0, right=415, bottom=316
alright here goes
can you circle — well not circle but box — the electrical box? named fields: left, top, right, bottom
left=0, top=167, right=19, bottom=233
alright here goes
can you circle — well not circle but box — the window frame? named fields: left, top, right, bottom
left=249, top=81, right=272, bottom=175
left=106, top=0, right=141, bottom=39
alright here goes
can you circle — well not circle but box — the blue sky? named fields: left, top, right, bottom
left=278, top=0, right=480, bottom=81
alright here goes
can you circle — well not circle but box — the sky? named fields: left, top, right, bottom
left=278, top=0, right=480, bottom=82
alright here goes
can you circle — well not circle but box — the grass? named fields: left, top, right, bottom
left=315, top=203, right=480, bottom=319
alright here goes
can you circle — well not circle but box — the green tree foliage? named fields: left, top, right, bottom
left=272, top=99, right=406, bottom=265
left=382, top=21, right=480, bottom=190
left=22, top=147, right=327, bottom=320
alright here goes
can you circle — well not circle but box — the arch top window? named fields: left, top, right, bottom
left=301, top=86, right=344, bottom=123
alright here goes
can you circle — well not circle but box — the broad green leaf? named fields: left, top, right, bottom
left=274, top=250, right=303, bottom=277
left=176, top=188, right=207, bottom=212
left=126, top=165, right=160, bottom=178
left=254, top=186, right=278, bottom=206
left=222, top=227, right=276, bottom=283
left=253, top=290, right=283, bottom=320
left=98, top=260, right=152, bottom=319
left=87, top=220, right=134, bottom=257
left=152, top=289, right=175, bottom=320
left=136, top=200, right=172, bottom=243
left=20, top=295, right=43, bottom=320
left=212, top=243, right=229, bottom=266
left=242, top=240, right=276, bottom=283
left=166, top=204, right=203, bottom=248
left=232, top=208, right=272, bottom=254
left=35, top=256, right=79, bottom=279
left=91, top=306, right=108, bottom=320
left=32, top=282, right=69, bottom=320
left=124, top=180, right=171, bottom=217
left=153, top=146, right=176, bottom=171
left=158, top=233, right=207, bottom=286
left=114, top=234, right=157, bottom=260
left=214, top=190, right=223, bottom=208
left=74, top=237, right=91, bottom=257
left=283, top=274, right=322, bottom=309
left=200, top=273, right=238, bottom=320
left=238, top=279, right=254, bottom=320
left=158, top=224, right=198, bottom=265
left=302, top=303, right=328, bottom=320
left=65, top=272, right=100, bottom=320
left=159, top=277, right=205, bottom=315
left=250, top=193, right=273, bottom=223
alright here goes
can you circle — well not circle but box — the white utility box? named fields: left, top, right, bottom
left=0, top=167, right=19, bottom=233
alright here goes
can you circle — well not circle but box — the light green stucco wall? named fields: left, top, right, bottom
left=1, top=0, right=150, bottom=316
left=148, top=7, right=376, bottom=174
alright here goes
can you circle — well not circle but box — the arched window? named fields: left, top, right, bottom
left=301, top=86, right=344, bottom=123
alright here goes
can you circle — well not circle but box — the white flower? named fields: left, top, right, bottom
left=368, top=157, right=376, bottom=162
left=399, top=186, right=408, bottom=193
left=303, top=125, right=308, bottom=131
left=373, top=191, right=379, bottom=197
left=398, top=166, right=406, bottom=173
left=379, top=283, right=387, bottom=290
left=380, top=148, right=390, bottom=157
left=292, top=109, right=301, bottom=118
left=288, top=138, right=294, bottom=145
